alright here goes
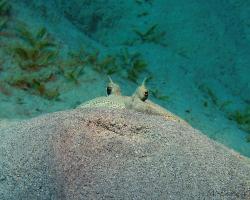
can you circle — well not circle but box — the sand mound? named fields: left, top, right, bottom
left=0, top=108, right=249, bottom=199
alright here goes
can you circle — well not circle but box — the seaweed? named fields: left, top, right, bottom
left=150, top=88, right=170, bottom=101
left=87, top=49, right=98, bottom=61
left=203, top=101, right=208, bottom=107
left=60, top=48, right=119, bottom=81
left=219, top=100, right=232, bottom=111
left=199, top=84, right=219, bottom=106
left=247, top=135, right=250, bottom=143
left=0, top=80, right=11, bottom=96
left=0, top=0, right=11, bottom=30
left=228, top=107, right=250, bottom=142
left=229, top=109, right=250, bottom=126
left=12, top=25, right=58, bottom=71
left=6, top=71, right=59, bottom=100
left=86, top=51, right=120, bottom=75
left=199, top=84, right=233, bottom=111
left=133, top=24, right=166, bottom=45
left=64, top=67, right=84, bottom=84
left=177, top=48, right=190, bottom=59
left=31, top=79, right=60, bottom=100
left=59, top=49, right=87, bottom=84
left=118, top=49, right=149, bottom=83
left=137, top=12, right=149, bottom=18
left=43, top=87, right=60, bottom=100
left=118, top=48, right=140, bottom=67
left=127, top=58, right=147, bottom=83
left=94, top=55, right=118, bottom=75
left=32, top=79, right=46, bottom=95
left=134, top=0, right=153, bottom=5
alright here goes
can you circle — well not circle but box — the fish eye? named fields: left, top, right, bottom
left=107, top=86, right=112, bottom=95
left=141, top=90, right=148, bottom=101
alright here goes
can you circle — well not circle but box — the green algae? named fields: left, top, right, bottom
left=0, top=0, right=11, bottom=30
left=229, top=107, right=250, bottom=142
left=12, top=24, right=58, bottom=71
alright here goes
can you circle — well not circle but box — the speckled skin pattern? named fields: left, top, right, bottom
left=1, top=108, right=249, bottom=199
left=77, top=95, right=128, bottom=109
left=77, top=79, right=187, bottom=125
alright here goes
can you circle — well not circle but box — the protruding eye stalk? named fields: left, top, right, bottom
left=107, top=86, right=112, bottom=95
left=106, top=76, right=121, bottom=96
left=141, top=90, right=148, bottom=101
left=133, top=78, right=149, bottom=101
left=144, top=91, right=148, bottom=99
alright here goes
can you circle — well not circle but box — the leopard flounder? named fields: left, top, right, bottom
left=77, top=77, right=187, bottom=125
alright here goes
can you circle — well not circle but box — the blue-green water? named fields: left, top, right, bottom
left=0, top=0, right=250, bottom=157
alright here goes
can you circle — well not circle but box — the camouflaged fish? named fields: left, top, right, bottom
left=77, top=77, right=187, bottom=124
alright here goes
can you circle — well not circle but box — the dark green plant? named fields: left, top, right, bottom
left=137, top=12, right=149, bottom=18
left=117, top=48, right=151, bottom=83
left=0, top=80, right=11, bottom=96
left=199, top=84, right=218, bottom=106
left=86, top=51, right=120, bottom=75
left=118, top=48, right=141, bottom=67
left=176, top=48, right=190, bottom=59
left=94, top=55, right=118, bottom=75
left=31, top=79, right=60, bottom=100
left=44, top=87, right=60, bottom=100
left=32, top=79, right=46, bottom=95
left=0, top=0, right=11, bottom=30
left=203, top=101, right=208, bottom=107
left=219, top=100, right=232, bottom=111
left=12, top=25, right=58, bottom=71
left=247, top=135, right=250, bottom=143
left=60, top=47, right=120, bottom=83
left=59, top=49, right=88, bottom=84
left=229, top=109, right=250, bottom=126
left=64, top=67, right=84, bottom=84
left=229, top=107, right=250, bottom=142
left=6, top=70, right=59, bottom=100
left=199, top=84, right=233, bottom=112
left=85, top=50, right=99, bottom=66
left=134, top=0, right=153, bottom=5
left=150, top=88, right=170, bottom=101
left=133, top=24, right=166, bottom=45
left=127, top=58, right=147, bottom=83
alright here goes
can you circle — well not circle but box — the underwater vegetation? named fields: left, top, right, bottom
left=134, top=0, right=154, bottom=5
left=117, top=48, right=150, bottom=83
left=59, top=48, right=88, bottom=84
left=123, top=23, right=166, bottom=46
left=131, top=24, right=166, bottom=46
left=71, top=47, right=151, bottom=84
left=126, top=57, right=148, bottom=83
left=6, top=70, right=60, bottom=100
left=199, top=84, right=236, bottom=112
left=1, top=23, right=152, bottom=100
left=12, top=24, right=58, bottom=71
left=61, top=47, right=120, bottom=79
left=199, top=84, right=219, bottom=107
left=199, top=84, right=232, bottom=110
left=86, top=51, right=119, bottom=75
left=0, top=12, right=166, bottom=106
left=0, top=0, right=11, bottom=30
left=2, top=23, right=153, bottom=100
left=150, top=88, right=170, bottom=101
left=199, top=83, right=250, bottom=142
left=2, top=24, right=60, bottom=100
left=229, top=107, right=250, bottom=142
